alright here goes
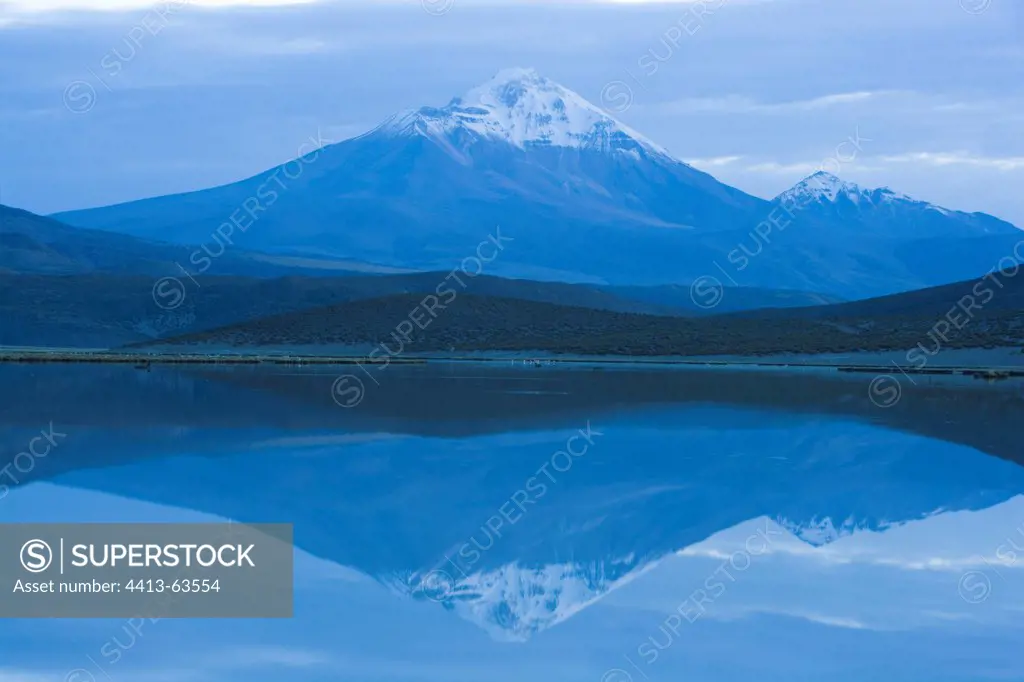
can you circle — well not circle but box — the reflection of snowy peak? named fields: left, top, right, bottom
left=776, top=515, right=908, bottom=547
left=390, top=556, right=656, bottom=641
left=388, top=510, right=930, bottom=639
left=377, top=67, right=673, bottom=160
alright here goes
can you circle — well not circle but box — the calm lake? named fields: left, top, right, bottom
left=1, top=362, right=1023, bottom=682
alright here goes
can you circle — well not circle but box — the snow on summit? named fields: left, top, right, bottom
left=774, top=170, right=962, bottom=215
left=378, top=67, right=673, bottom=158
left=772, top=171, right=1023, bottom=237
left=782, top=171, right=850, bottom=203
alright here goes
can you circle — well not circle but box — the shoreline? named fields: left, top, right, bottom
left=2, top=346, right=1021, bottom=378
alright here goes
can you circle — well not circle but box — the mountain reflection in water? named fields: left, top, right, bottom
left=0, top=363, right=1022, bottom=682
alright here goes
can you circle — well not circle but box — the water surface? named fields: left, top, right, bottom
left=1, top=363, right=1022, bottom=682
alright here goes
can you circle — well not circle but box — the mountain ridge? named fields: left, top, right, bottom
left=134, top=268, right=1024, bottom=358
left=774, top=170, right=1021, bottom=239
left=48, top=69, right=1024, bottom=299
left=0, top=270, right=844, bottom=348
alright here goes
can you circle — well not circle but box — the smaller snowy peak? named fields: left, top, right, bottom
left=775, top=171, right=948, bottom=213
left=376, top=67, right=674, bottom=160
left=791, top=171, right=855, bottom=202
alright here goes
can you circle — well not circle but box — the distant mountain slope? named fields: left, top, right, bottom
left=0, top=270, right=840, bottom=348
left=742, top=266, right=1024, bottom=320
left=53, top=69, right=1022, bottom=299
left=0, top=202, right=389, bottom=278
left=608, top=282, right=843, bottom=313
left=0, top=272, right=671, bottom=348
left=0, top=203, right=193, bottom=275
left=142, top=272, right=1024, bottom=357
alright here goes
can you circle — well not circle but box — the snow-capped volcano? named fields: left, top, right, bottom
left=54, top=70, right=1024, bottom=298
left=377, top=67, right=672, bottom=160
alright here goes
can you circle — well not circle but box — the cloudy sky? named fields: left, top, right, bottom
left=1, top=0, right=1022, bottom=223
